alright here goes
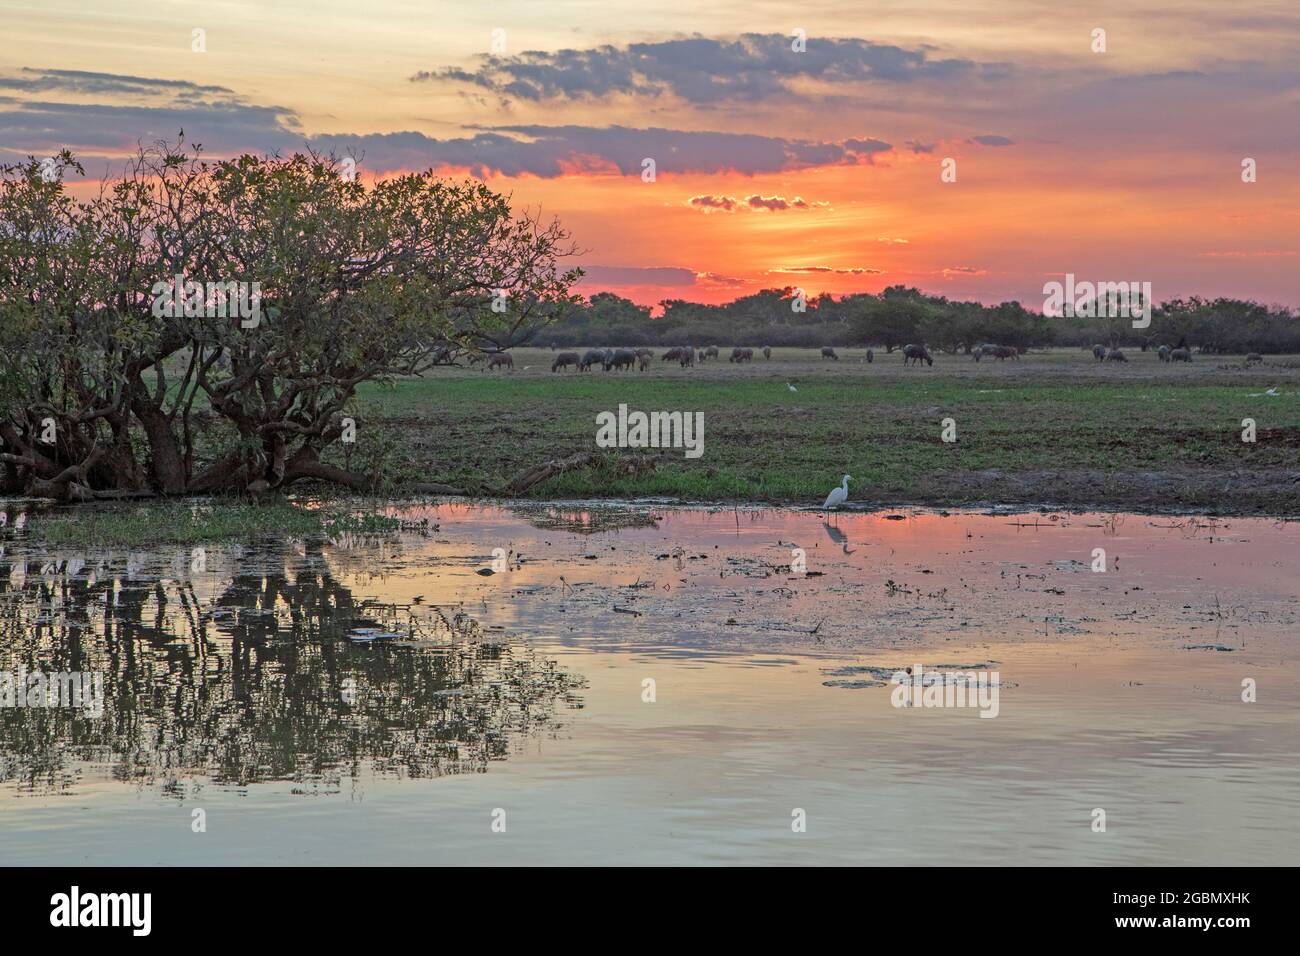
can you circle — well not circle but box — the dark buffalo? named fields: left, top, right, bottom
left=606, top=347, right=638, bottom=371
left=902, top=344, right=933, bottom=367
left=551, top=351, right=580, bottom=372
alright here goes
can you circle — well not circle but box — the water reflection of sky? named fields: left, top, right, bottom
left=1, top=504, right=1297, bottom=864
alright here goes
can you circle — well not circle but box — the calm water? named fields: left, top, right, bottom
left=1, top=503, right=1297, bottom=865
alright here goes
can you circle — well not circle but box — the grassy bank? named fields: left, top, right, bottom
left=347, top=347, right=1300, bottom=512
left=19, top=500, right=408, bottom=548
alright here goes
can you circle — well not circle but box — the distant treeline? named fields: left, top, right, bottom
left=536, top=286, right=1299, bottom=354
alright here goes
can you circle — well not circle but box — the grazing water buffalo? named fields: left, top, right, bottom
left=1106, top=348, right=1128, bottom=362
left=1246, top=352, right=1264, bottom=364
left=579, top=349, right=605, bottom=371
left=486, top=352, right=514, bottom=371
left=1157, top=344, right=1171, bottom=362
left=638, top=353, right=650, bottom=371
left=680, top=346, right=695, bottom=367
left=704, top=345, right=720, bottom=361
left=866, top=348, right=874, bottom=363
left=551, top=351, right=580, bottom=372
left=972, top=346, right=984, bottom=361
left=606, top=347, right=638, bottom=371
left=988, top=344, right=1018, bottom=360
left=662, top=347, right=683, bottom=362
left=729, top=347, right=754, bottom=363
left=902, top=344, right=933, bottom=367
left=762, top=346, right=772, bottom=360
left=1170, top=348, right=1192, bottom=362
left=1092, top=344, right=1106, bottom=362
left=821, top=346, right=838, bottom=360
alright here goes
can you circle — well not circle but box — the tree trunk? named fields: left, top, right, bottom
left=131, top=394, right=188, bottom=494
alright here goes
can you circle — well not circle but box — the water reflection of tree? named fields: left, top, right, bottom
left=0, top=541, right=585, bottom=795
left=523, top=505, right=661, bottom=535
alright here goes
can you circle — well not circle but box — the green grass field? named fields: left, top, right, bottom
left=344, top=347, right=1300, bottom=512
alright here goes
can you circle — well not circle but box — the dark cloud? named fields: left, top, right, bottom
left=0, top=65, right=905, bottom=179
left=576, top=265, right=697, bottom=287
left=770, top=266, right=884, bottom=275
left=688, top=193, right=829, bottom=212
left=696, top=271, right=746, bottom=288
left=0, top=67, right=297, bottom=164
left=0, top=67, right=234, bottom=97
left=687, top=194, right=739, bottom=211
left=0, top=98, right=300, bottom=163
left=426, top=124, right=893, bottom=177
left=746, top=194, right=825, bottom=210
left=0, top=80, right=895, bottom=177
left=306, top=125, right=892, bottom=178
left=842, top=137, right=893, bottom=161
left=967, top=134, right=1015, bottom=146
left=412, top=33, right=993, bottom=104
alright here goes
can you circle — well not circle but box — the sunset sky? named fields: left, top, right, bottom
left=2, top=0, right=1298, bottom=309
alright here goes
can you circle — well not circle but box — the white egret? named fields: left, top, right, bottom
left=787, top=383, right=797, bottom=392
left=823, top=474, right=851, bottom=510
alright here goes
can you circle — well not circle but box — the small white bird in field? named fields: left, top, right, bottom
left=823, top=474, right=851, bottom=510
left=787, top=383, right=797, bottom=392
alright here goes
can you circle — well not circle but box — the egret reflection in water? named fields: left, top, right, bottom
left=0, top=537, right=586, bottom=796
left=820, top=520, right=856, bottom=555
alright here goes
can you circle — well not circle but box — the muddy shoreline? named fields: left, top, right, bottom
left=497, top=484, right=1300, bottom=519
left=6, top=482, right=1300, bottom=527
